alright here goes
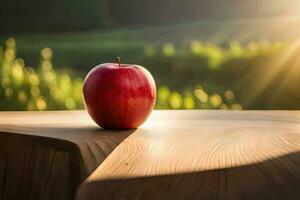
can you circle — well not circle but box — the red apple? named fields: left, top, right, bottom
left=83, top=59, right=156, bottom=129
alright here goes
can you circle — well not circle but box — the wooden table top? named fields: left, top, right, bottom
left=0, top=111, right=133, bottom=174
left=0, top=111, right=133, bottom=200
left=2, top=110, right=300, bottom=200
left=75, top=110, right=300, bottom=200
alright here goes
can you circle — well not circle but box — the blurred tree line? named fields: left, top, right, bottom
left=1, top=0, right=298, bottom=33
left=0, top=0, right=112, bottom=33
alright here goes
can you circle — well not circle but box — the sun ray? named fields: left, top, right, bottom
left=239, top=38, right=300, bottom=108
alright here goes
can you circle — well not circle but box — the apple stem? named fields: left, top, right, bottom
left=117, top=56, right=121, bottom=67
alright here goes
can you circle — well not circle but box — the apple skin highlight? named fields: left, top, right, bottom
left=83, top=63, right=156, bottom=129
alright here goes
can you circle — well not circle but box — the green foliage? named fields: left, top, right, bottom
left=2, top=36, right=300, bottom=110
left=0, top=37, right=242, bottom=111
left=140, top=39, right=287, bottom=90
left=141, top=39, right=300, bottom=110
left=0, top=38, right=83, bottom=111
left=156, top=86, right=241, bottom=110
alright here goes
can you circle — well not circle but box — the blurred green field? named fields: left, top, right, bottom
left=0, top=37, right=242, bottom=111
left=1, top=21, right=300, bottom=110
left=3, top=19, right=300, bottom=70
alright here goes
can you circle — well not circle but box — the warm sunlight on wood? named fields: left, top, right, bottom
left=77, top=110, right=300, bottom=199
left=87, top=110, right=300, bottom=180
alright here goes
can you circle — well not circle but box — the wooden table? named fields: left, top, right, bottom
left=1, top=111, right=300, bottom=200
left=76, top=110, right=300, bottom=200
left=0, top=111, right=133, bottom=200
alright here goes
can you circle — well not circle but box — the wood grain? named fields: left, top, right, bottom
left=0, top=111, right=134, bottom=200
left=76, top=110, right=300, bottom=200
